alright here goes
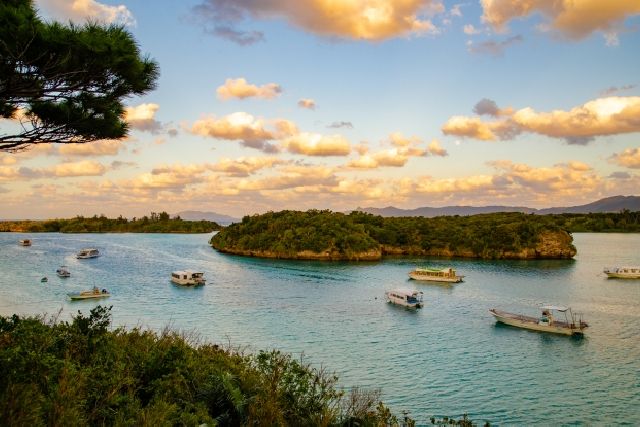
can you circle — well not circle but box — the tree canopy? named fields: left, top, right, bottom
left=0, top=0, right=159, bottom=152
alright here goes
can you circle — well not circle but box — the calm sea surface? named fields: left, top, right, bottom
left=1, top=232, right=638, bottom=424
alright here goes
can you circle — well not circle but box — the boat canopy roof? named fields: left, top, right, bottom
left=173, top=270, right=204, bottom=275
left=416, top=267, right=453, bottom=272
left=541, top=305, right=569, bottom=312
left=388, top=289, right=422, bottom=297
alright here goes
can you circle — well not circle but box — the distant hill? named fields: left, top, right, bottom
left=176, top=210, right=240, bottom=225
left=355, top=195, right=640, bottom=217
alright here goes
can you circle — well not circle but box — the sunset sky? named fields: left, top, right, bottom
left=1, top=0, right=639, bottom=219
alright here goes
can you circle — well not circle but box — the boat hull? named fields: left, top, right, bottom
left=408, top=272, right=463, bottom=283
left=68, top=294, right=110, bottom=300
left=604, top=272, right=640, bottom=279
left=170, top=278, right=206, bottom=286
left=489, top=309, right=585, bottom=336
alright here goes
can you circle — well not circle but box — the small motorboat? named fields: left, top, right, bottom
left=385, top=289, right=424, bottom=309
left=409, top=267, right=464, bottom=283
left=56, top=266, right=70, bottom=278
left=170, top=270, right=206, bottom=286
left=489, top=305, right=588, bottom=336
left=40, top=277, right=48, bottom=283
left=19, top=239, right=32, bottom=246
left=603, top=266, right=640, bottom=279
left=76, top=248, right=100, bottom=259
left=67, top=287, right=110, bottom=300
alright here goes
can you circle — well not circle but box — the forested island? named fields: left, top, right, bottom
left=210, top=210, right=578, bottom=261
left=0, top=212, right=221, bottom=233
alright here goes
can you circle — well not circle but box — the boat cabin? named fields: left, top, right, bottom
left=77, top=248, right=100, bottom=259
left=171, top=270, right=206, bottom=286
left=409, top=267, right=464, bottom=283
left=385, top=289, right=424, bottom=308
left=19, top=239, right=31, bottom=246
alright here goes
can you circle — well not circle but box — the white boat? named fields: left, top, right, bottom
left=489, top=306, right=588, bottom=336
left=76, top=248, right=100, bottom=259
left=56, top=266, right=70, bottom=278
left=19, top=239, right=31, bottom=246
left=385, top=289, right=424, bottom=309
left=603, top=266, right=640, bottom=279
left=171, top=270, right=206, bottom=286
left=409, top=267, right=464, bottom=283
left=67, top=286, right=110, bottom=300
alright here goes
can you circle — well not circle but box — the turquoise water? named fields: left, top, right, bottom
left=1, top=232, right=638, bottom=424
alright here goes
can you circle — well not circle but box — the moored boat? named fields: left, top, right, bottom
left=19, top=239, right=31, bottom=246
left=56, top=266, right=70, bottom=278
left=409, top=267, right=464, bottom=283
left=385, top=289, right=424, bottom=309
left=67, top=287, right=110, bottom=300
left=171, top=270, right=206, bottom=286
left=489, top=306, right=588, bottom=336
left=76, top=248, right=100, bottom=259
left=603, top=266, right=640, bottom=279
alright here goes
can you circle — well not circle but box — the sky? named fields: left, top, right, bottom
left=1, top=0, right=640, bottom=219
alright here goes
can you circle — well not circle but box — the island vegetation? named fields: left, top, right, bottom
left=0, top=306, right=422, bottom=426
left=548, top=210, right=640, bottom=233
left=0, top=212, right=220, bottom=233
left=210, top=210, right=578, bottom=261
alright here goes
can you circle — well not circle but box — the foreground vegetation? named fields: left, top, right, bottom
left=211, top=210, right=577, bottom=260
left=0, top=306, right=403, bottom=425
left=0, top=212, right=221, bottom=233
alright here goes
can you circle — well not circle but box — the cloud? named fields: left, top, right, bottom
left=327, top=121, right=354, bottom=129
left=58, top=140, right=125, bottom=157
left=216, top=78, right=282, bottom=100
left=463, top=24, right=481, bottom=35
left=207, top=26, right=265, bottom=45
left=609, top=147, right=640, bottom=169
left=480, top=0, right=640, bottom=43
left=190, top=112, right=297, bottom=152
left=608, top=171, right=631, bottom=179
left=600, top=84, right=637, bottom=96
left=283, top=133, right=351, bottom=156
left=472, top=98, right=513, bottom=116
left=427, top=139, right=448, bottom=156
left=191, top=0, right=441, bottom=42
left=124, top=103, right=163, bottom=133
left=298, top=98, right=316, bottom=110
left=467, top=34, right=523, bottom=55
left=442, top=96, right=640, bottom=143
left=442, top=115, right=520, bottom=140
left=53, top=160, right=107, bottom=177
left=212, top=157, right=287, bottom=177
left=36, top=0, right=135, bottom=25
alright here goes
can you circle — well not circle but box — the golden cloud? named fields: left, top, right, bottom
left=38, top=0, right=135, bottom=25
left=58, top=140, right=125, bottom=157
left=298, top=98, right=316, bottom=110
left=216, top=78, right=282, bottom=100
left=124, top=103, right=162, bottom=133
left=190, top=112, right=297, bottom=151
left=481, top=0, right=640, bottom=41
left=609, top=148, right=640, bottom=169
left=212, top=157, right=287, bottom=177
left=427, top=139, right=448, bottom=156
left=53, top=160, right=107, bottom=177
left=283, top=133, right=351, bottom=156
left=442, top=96, right=640, bottom=143
left=195, top=0, right=441, bottom=41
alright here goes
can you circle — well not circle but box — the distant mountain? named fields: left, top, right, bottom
left=355, top=195, right=640, bottom=217
left=537, top=195, right=640, bottom=214
left=175, top=210, right=240, bottom=225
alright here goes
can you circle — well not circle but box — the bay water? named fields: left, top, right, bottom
left=0, top=232, right=638, bottom=424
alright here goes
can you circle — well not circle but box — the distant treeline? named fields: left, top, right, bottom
left=0, top=212, right=221, bottom=233
left=0, top=306, right=413, bottom=425
left=211, top=210, right=578, bottom=260
left=549, top=210, right=640, bottom=232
